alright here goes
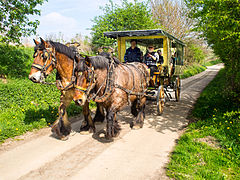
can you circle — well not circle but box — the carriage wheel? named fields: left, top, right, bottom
left=175, top=76, right=181, bottom=102
left=157, top=85, right=165, bottom=115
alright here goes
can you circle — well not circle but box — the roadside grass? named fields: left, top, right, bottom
left=0, top=78, right=97, bottom=143
left=204, top=59, right=222, bottom=66
left=167, top=69, right=240, bottom=179
left=180, top=63, right=207, bottom=79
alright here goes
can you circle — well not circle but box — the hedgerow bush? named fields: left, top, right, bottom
left=0, top=43, right=33, bottom=78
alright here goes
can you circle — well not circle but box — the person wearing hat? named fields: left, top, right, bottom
left=144, top=45, right=159, bottom=76
left=124, top=39, right=142, bottom=63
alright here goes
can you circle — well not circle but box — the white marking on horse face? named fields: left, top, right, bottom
left=29, top=71, right=42, bottom=83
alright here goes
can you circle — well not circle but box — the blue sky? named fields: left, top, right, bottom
left=31, top=0, right=137, bottom=40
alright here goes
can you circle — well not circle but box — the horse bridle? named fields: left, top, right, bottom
left=75, top=66, right=96, bottom=96
left=32, top=48, right=57, bottom=80
left=75, top=58, right=115, bottom=102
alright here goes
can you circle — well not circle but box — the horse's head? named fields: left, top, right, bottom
left=73, top=57, right=95, bottom=106
left=29, top=38, right=56, bottom=83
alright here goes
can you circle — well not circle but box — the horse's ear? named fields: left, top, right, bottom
left=33, top=39, right=40, bottom=45
left=40, top=37, right=47, bottom=47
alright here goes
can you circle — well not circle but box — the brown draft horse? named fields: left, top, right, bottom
left=29, top=38, right=105, bottom=140
left=73, top=55, right=150, bottom=139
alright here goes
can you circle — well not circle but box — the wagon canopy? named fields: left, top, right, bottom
left=104, top=29, right=185, bottom=46
left=104, top=29, right=185, bottom=71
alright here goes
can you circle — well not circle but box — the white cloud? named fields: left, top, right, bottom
left=37, top=12, right=80, bottom=39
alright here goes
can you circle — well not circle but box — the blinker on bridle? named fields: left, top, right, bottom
left=75, top=66, right=95, bottom=95
left=32, top=47, right=57, bottom=78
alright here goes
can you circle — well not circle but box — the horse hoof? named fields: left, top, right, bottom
left=104, top=135, right=114, bottom=142
left=132, top=125, right=141, bottom=130
left=60, top=136, right=69, bottom=141
left=95, top=121, right=102, bottom=125
left=80, top=126, right=95, bottom=135
left=131, top=124, right=142, bottom=130
left=80, top=130, right=90, bottom=135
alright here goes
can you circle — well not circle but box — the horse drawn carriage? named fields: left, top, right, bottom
left=29, top=29, right=184, bottom=140
left=104, top=29, right=185, bottom=115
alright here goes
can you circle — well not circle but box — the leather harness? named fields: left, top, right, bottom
left=75, top=58, right=148, bottom=104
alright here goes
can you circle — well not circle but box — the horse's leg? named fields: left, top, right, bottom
left=105, top=101, right=123, bottom=139
left=80, top=101, right=96, bottom=134
left=106, top=109, right=121, bottom=139
left=51, top=91, right=72, bottom=140
left=131, top=97, right=146, bottom=130
left=131, top=99, right=138, bottom=117
left=93, top=103, right=105, bottom=123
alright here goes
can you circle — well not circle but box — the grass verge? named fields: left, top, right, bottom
left=180, top=63, right=207, bottom=79
left=0, top=78, right=96, bottom=144
left=204, top=59, right=222, bottom=66
left=167, top=69, right=240, bottom=179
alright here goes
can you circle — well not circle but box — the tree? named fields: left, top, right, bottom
left=91, top=0, right=157, bottom=47
left=151, top=0, right=209, bottom=64
left=151, top=0, right=196, bottom=40
left=185, top=0, right=240, bottom=98
left=0, top=0, right=46, bottom=44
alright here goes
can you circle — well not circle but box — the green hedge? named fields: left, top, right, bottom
left=0, top=43, right=33, bottom=78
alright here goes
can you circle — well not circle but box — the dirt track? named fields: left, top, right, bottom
left=0, top=64, right=223, bottom=180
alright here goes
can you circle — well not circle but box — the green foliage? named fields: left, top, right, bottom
left=180, top=64, right=206, bottom=79
left=185, top=0, right=240, bottom=99
left=0, top=43, right=33, bottom=78
left=0, top=78, right=84, bottom=143
left=186, top=43, right=206, bottom=64
left=167, top=69, right=240, bottom=179
left=0, top=0, right=46, bottom=44
left=204, top=59, right=222, bottom=66
left=91, top=0, right=157, bottom=47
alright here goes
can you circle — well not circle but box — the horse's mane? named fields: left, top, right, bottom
left=98, top=52, right=121, bottom=64
left=49, top=41, right=76, bottom=59
left=77, top=55, right=120, bottom=72
left=34, top=41, right=76, bottom=60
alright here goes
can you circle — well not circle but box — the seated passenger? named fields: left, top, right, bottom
left=144, top=45, right=159, bottom=76
left=124, top=40, right=141, bottom=63
left=157, top=50, right=164, bottom=64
